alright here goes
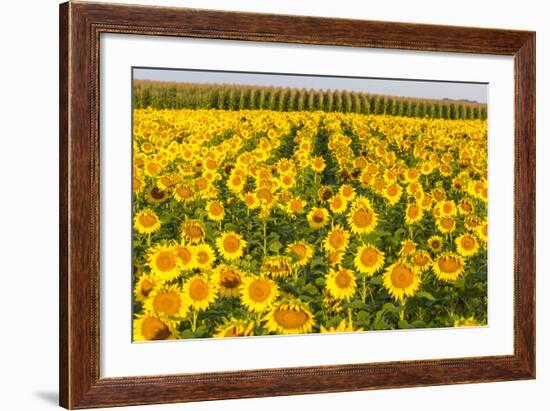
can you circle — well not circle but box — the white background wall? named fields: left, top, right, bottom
left=0, top=0, right=546, bottom=410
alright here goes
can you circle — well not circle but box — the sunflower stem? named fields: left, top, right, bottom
left=255, top=311, right=262, bottom=326
left=191, top=309, right=198, bottom=333
left=348, top=307, right=353, bottom=326
left=263, top=221, right=267, bottom=256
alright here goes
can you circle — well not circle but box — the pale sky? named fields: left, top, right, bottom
left=134, top=67, right=487, bottom=103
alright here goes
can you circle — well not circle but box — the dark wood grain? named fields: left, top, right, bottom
left=59, top=1, right=536, bottom=409
left=59, top=2, right=69, bottom=407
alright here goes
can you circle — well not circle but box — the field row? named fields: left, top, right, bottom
left=133, top=81, right=487, bottom=120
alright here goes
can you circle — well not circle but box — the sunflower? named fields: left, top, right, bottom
left=384, top=169, right=399, bottom=183
left=412, top=251, right=432, bottom=272
left=404, top=167, right=420, bottom=183
left=147, top=244, right=181, bottom=281
left=458, top=198, right=475, bottom=215
left=428, top=235, right=444, bottom=253
left=433, top=252, right=465, bottom=282
left=240, top=276, right=279, bottom=313
left=328, top=194, right=348, bottom=214
left=438, top=200, right=458, bottom=217
left=326, top=250, right=343, bottom=267
left=405, top=203, right=423, bottom=225
left=133, top=313, right=177, bottom=341
left=326, top=268, right=357, bottom=301
left=134, top=209, right=161, bottom=235
left=206, top=200, right=225, bottom=221
left=182, top=275, right=218, bottom=311
left=383, top=261, right=421, bottom=302
left=324, top=225, right=350, bottom=253
left=477, top=221, right=488, bottom=243
left=420, top=161, right=434, bottom=175
left=194, top=243, right=216, bottom=269
left=431, top=187, right=446, bottom=202
left=261, top=256, right=293, bottom=279
left=455, top=234, right=480, bottom=257
left=454, top=316, right=483, bottom=327
left=311, top=156, right=326, bottom=172
left=360, top=170, right=374, bottom=187
left=242, top=192, right=260, bottom=210
left=214, top=265, right=243, bottom=297
left=286, top=197, right=306, bottom=215
left=180, top=219, right=206, bottom=244
left=144, top=160, right=161, bottom=177
left=287, top=241, right=314, bottom=267
left=216, top=231, right=247, bottom=260
left=307, top=207, right=330, bottom=229
left=317, top=186, right=333, bottom=202
left=173, top=241, right=196, bottom=271
left=383, top=183, right=403, bottom=205
left=436, top=216, right=456, bottom=234
left=144, top=284, right=189, bottom=318
left=172, top=183, right=196, bottom=203
left=214, top=318, right=255, bottom=338
left=320, top=319, right=363, bottom=333
left=399, top=240, right=417, bottom=257
left=263, top=300, right=315, bottom=334
left=227, top=170, right=245, bottom=193
left=339, top=184, right=356, bottom=201
left=134, top=274, right=159, bottom=302
left=406, top=181, right=423, bottom=197
left=148, top=186, right=168, bottom=203
left=133, top=175, right=144, bottom=194
left=463, top=216, right=480, bottom=231
left=194, top=176, right=211, bottom=196
left=419, top=193, right=433, bottom=210
left=256, top=188, right=276, bottom=207
left=354, top=244, right=385, bottom=276
left=140, top=141, right=155, bottom=154
left=347, top=205, right=378, bottom=234
left=279, top=173, right=295, bottom=189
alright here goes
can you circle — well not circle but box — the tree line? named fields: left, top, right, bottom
left=133, top=80, right=487, bottom=120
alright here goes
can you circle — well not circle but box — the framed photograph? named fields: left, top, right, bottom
left=59, top=1, right=535, bottom=409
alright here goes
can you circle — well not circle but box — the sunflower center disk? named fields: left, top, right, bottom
left=142, top=317, right=171, bottom=340
left=438, top=258, right=460, bottom=273
left=461, top=237, right=475, bottom=250
left=391, top=265, right=414, bottom=288
left=154, top=293, right=180, bottom=316
left=156, top=253, right=176, bottom=271
left=139, top=214, right=157, bottom=227
left=223, top=236, right=241, bottom=253
left=329, top=232, right=346, bottom=248
left=273, top=309, right=309, bottom=329
left=189, top=280, right=209, bottom=300
left=177, top=247, right=192, bottom=264
left=353, top=209, right=372, bottom=228
left=249, top=280, right=271, bottom=302
left=335, top=271, right=352, bottom=288
left=361, top=248, right=378, bottom=267
left=221, top=272, right=240, bottom=289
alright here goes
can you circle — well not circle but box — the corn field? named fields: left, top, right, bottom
left=133, top=80, right=487, bottom=120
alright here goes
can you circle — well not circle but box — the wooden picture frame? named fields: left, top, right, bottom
left=59, top=1, right=535, bottom=408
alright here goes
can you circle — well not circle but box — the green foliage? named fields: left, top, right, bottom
left=132, top=80, right=486, bottom=120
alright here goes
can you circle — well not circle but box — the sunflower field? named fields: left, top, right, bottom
left=132, top=106, right=488, bottom=341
